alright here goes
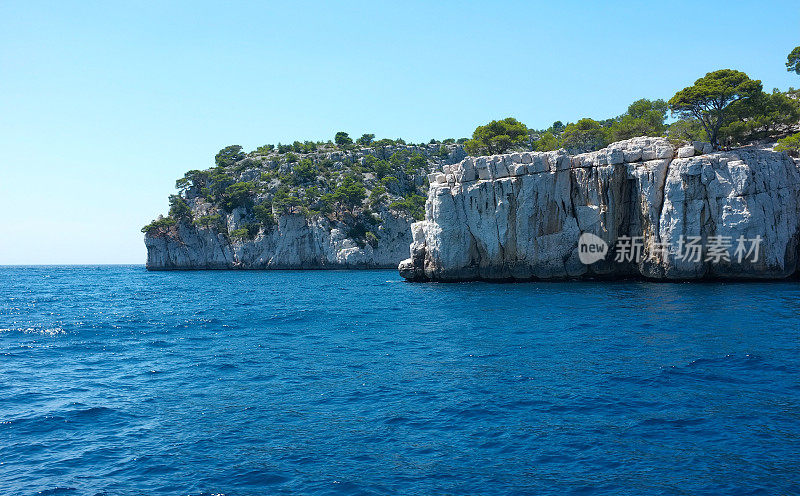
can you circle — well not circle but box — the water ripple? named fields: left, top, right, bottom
left=1, top=266, right=799, bottom=495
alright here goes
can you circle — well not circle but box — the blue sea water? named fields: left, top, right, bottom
left=1, top=266, right=799, bottom=496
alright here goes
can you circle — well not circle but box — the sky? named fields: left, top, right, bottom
left=1, top=0, right=798, bottom=264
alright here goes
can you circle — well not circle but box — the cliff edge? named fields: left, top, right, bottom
left=399, top=137, right=800, bottom=281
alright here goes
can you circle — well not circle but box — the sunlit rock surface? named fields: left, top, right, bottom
left=400, top=137, right=800, bottom=281
left=146, top=211, right=413, bottom=270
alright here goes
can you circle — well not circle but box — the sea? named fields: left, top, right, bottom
left=1, top=266, right=799, bottom=495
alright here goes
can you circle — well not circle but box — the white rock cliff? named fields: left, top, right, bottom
left=399, top=137, right=800, bottom=281
left=146, top=211, right=414, bottom=269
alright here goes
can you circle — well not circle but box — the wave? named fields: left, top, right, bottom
left=0, top=327, right=65, bottom=336
left=2, top=405, right=131, bottom=435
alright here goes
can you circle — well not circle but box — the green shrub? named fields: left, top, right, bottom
left=229, top=228, right=249, bottom=241
left=304, top=186, right=320, bottom=205
left=316, top=158, right=335, bottom=171
left=252, top=204, right=276, bottom=227
left=609, top=99, right=668, bottom=141
left=255, top=144, right=274, bottom=154
left=464, top=117, right=529, bottom=156
left=720, top=89, right=800, bottom=144
left=335, top=131, right=353, bottom=147
left=345, top=222, right=369, bottom=247
left=560, top=118, right=611, bottom=153
left=228, top=224, right=259, bottom=241
left=407, top=153, right=427, bottom=174
left=272, top=186, right=302, bottom=214
left=357, top=133, right=375, bottom=146
left=141, top=217, right=176, bottom=235
left=365, top=155, right=391, bottom=179
left=368, top=184, right=387, bottom=208
left=318, top=193, right=334, bottom=214
left=667, top=118, right=708, bottom=144
left=176, top=169, right=210, bottom=193
left=208, top=170, right=235, bottom=199
left=245, top=222, right=259, bottom=238
left=534, top=131, right=560, bottom=151
left=193, top=214, right=224, bottom=230
left=291, top=159, right=317, bottom=184
left=168, top=195, right=192, bottom=220
left=362, top=209, right=383, bottom=225
left=332, top=175, right=366, bottom=211
left=215, top=145, right=245, bottom=168
left=389, top=194, right=426, bottom=220
left=776, top=133, right=800, bottom=156
left=220, top=182, right=255, bottom=211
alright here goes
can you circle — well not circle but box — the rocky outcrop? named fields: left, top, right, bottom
left=146, top=210, right=414, bottom=269
left=399, top=137, right=800, bottom=281
left=145, top=142, right=468, bottom=270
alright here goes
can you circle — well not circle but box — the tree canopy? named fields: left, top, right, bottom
left=775, top=133, right=800, bottom=156
left=668, top=69, right=762, bottom=146
left=332, top=175, right=366, bottom=211
left=668, top=118, right=707, bottom=143
left=787, top=46, right=800, bottom=75
left=560, top=118, right=610, bottom=153
left=176, top=169, right=210, bottom=194
left=721, top=89, right=800, bottom=144
left=611, top=99, right=668, bottom=141
left=215, top=145, right=245, bottom=168
left=464, top=117, right=529, bottom=156
left=533, top=131, right=559, bottom=151
left=290, top=159, right=318, bottom=185
left=357, top=133, right=375, bottom=146
left=334, top=131, right=353, bottom=147
left=141, top=217, right=176, bottom=235
left=220, top=181, right=256, bottom=211
left=168, top=194, right=191, bottom=220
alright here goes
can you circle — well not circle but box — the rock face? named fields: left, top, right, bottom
left=399, top=137, right=800, bottom=281
left=146, top=211, right=414, bottom=269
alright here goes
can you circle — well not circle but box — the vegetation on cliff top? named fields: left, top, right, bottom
left=465, top=49, right=800, bottom=156
left=143, top=136, right=465, bottom=242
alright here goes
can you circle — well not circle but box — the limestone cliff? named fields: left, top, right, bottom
left=145, top=142, right=466, bottom=270
left=399, top=138, right=800, bottom=281
left=146, top=210, right=414, bottom=269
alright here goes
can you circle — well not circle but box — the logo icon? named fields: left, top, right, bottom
left=578, top=232, right=608, bottom=264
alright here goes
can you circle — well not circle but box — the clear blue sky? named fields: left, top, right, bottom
left=1, top=0, right=798, bottom=264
